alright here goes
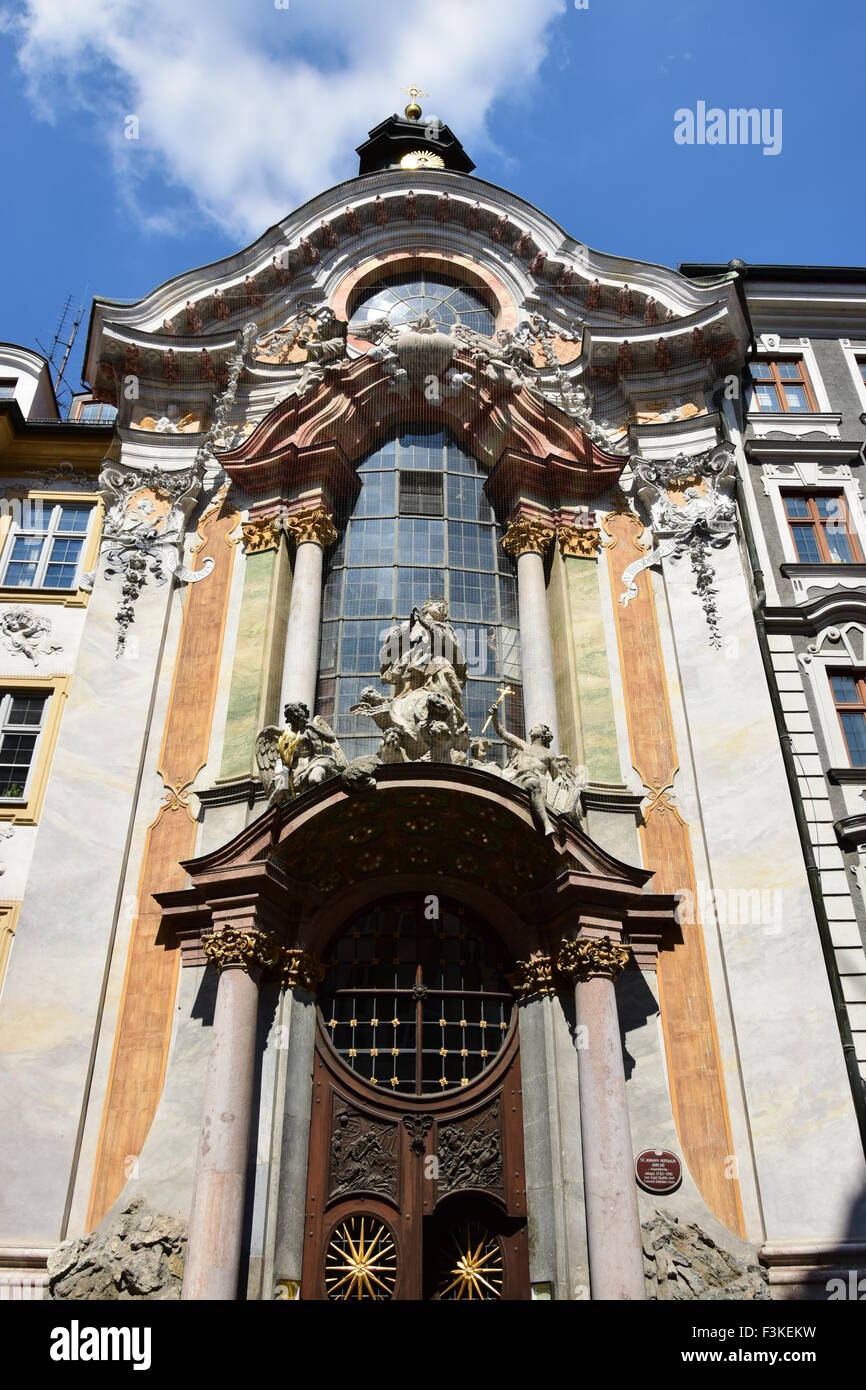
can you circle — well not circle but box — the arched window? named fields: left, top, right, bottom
left=348, top=274, right=495, bottom=337
left=319, top=896, right=514, bottom=1095
left=317, top=429, right=524, bottom=763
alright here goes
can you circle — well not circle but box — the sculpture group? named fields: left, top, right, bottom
left=255, top=597, right=584, bottom=835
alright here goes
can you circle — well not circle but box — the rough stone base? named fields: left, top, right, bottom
left=48, top=1199, right=187, bottom=1301
left=643, top=1210, right=770, bottom=1300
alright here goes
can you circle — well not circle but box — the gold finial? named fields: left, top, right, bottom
left=402, top=85, right=428, bottom=121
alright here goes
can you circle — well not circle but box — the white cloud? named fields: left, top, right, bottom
left=5, top=0, right=566, bottom=241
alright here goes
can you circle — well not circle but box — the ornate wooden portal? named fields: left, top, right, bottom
left=301, top=895, right=529, bottom=1300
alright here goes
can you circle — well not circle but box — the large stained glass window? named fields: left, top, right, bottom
left=317, top=430, right=524, bottom=763
left=348, top=275, right=495, bottom=337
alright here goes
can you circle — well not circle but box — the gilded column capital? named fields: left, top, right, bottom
left=284, top=507, right=338, bottom=549
left=558, top=524, right=601, bottom=558
left=509, top=951, right=556, bottom=1001
left=278, top=947, right=326, bottom=994
left=241, top=515, right=282, bottom=555
left=501, top=517, right=555, bottom=560
left=556, top=935, right=631, bottom=983
left=202, top=926, right=281, bottom=975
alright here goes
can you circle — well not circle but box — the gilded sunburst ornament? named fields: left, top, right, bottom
left=437, top=1223, right=504, bottom=1300
left=325, top=1216, right=397, bottom=1300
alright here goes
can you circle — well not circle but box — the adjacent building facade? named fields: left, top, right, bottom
left=0, top=107, right=864, bottom=1302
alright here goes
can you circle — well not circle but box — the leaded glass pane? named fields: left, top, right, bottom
left=317, top=429, right=521, bottom=760
left=349, top=277, right=494, bottom=339
left=397, top=518, right=445, bottom=566
left=343, top=567, right=394, bottom=617
left=447, top=521, right=494, bottom=571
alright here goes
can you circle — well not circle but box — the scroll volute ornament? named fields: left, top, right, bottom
left=556, top=935, right=631, bottom=982
left=284, top=507, right=338, bottom=549
left=501, top=517, right=555, bottom=559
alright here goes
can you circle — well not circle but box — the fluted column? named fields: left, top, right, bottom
left=183, top=926, right=280, bottom=1301
left=501, top=517, right=559, bottom=748
left=279, top=507, right=338, bottom=715
left=557, top=933, right=645, bottom=1301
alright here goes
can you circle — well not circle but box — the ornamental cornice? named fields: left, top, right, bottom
left=501, top=517, right=555, bottom=559
left=556, top=935, right=631, bottom=982
left=284, top=507, right=338, bottom=549
left=85, top=172, right=749, bottom=397
left=558, top=524, right=601, bottom=558
left=242, top=516, right=282, bottom=554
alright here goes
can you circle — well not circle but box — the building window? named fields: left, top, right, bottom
left=76, top=400, right=117, bottom=424
left=318, top=430, right=523, bottom=764
left=782, top=492, right=862, bottom=564
left=0, top=501, right=94, bottom=590
left=830, top=672, right=866, bottom=766
left=0, top=693, right=48, bottom=800
left=0, top=381, right=15, bottom=401
left=748, top=359, right=816, bottom=413
left=349, top=275, right=495, bottom=337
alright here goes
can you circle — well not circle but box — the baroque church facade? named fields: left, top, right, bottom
left=0, top=101, right=865, bottom=1301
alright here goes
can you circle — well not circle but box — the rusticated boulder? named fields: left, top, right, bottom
left=643, top=1210, right=770, bottom=1300
left=47, top=1198, right=186, bottom=1301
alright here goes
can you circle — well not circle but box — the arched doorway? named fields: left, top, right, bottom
left=300, top=893, right=529, bottom=1300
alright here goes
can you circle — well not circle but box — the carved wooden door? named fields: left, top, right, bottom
left=300, top=896, right=529, bottom=1301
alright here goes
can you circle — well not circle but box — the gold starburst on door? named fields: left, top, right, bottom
left=438, top=1223, right=503, bottom=1299
left=325, top=1216, right=397, bottom=1299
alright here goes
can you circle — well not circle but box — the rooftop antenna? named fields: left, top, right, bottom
left=35, top=292, right=87, bottom=414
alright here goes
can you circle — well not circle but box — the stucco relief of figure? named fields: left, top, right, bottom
left=486, top=704, right=574, bottom=837
left=351, top=598, right=470, bottom=761
left=255, top=700, right=347, bottom=803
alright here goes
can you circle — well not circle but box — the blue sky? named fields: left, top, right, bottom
left=1, top=0, right=864, bottom=408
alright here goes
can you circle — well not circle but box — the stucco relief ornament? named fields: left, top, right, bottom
left=623, top=443, right=737, bottom=647
left=0, top=607, right=62, bottom=664
left=100, top=462, right=207, bottom=655
left=269, top=308, right=348, bottom=402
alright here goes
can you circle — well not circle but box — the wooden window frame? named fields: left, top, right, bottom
left=781, top=490, right=862, bottom=564
left=830, top=669, right=866, bottom=767
left=749, top=357, right=818, bottom=413
left=0, top=676, right=70, bottom=824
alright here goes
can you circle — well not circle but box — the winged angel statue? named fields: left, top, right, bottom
left=255, top=701, right=347, bottom=805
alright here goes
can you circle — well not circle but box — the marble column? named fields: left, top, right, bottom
left=279, top=507, right=338, bottom=716
left=501, top=518, right=559, bottom=748
left=557, top=933, right=645, bottom=1301
left=182, top=926, right=279, bottom=1301
left=513, top=953, right=588, bottom=1300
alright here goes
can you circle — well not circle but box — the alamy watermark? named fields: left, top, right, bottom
left=675, top=102, right=782, bottom=157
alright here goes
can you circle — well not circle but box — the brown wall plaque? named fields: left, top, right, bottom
left=635, top=1149, right=682, bottom=1194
